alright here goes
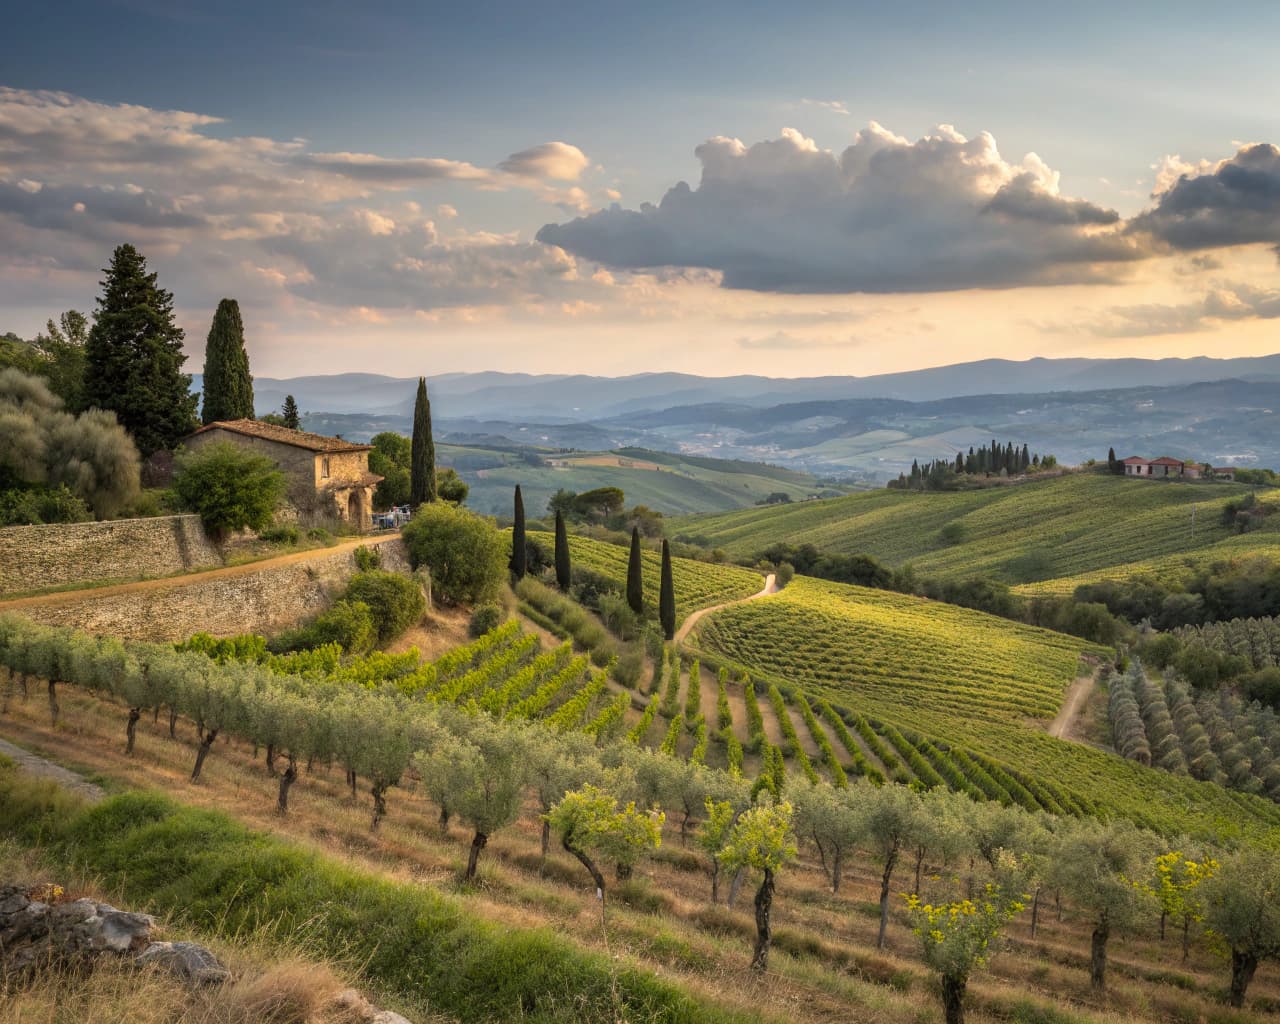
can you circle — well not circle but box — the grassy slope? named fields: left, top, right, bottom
left=688, top=576, right=1280, bottom=843
left=456, top=447, right=828, bottom=517
left=673, top=473, right=1278, bottom=584
left=531, top=530, right=763, bottom=622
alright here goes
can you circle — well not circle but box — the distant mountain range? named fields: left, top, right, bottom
left=188, top=354, right=1280, bottom=481
left=217, top=353, right=1280, bottom=424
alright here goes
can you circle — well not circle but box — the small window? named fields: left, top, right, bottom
left=321, top=457, right=330, bottom=479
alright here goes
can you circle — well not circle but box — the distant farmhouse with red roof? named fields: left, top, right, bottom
left=1122, top=456, right=1236, bottom=481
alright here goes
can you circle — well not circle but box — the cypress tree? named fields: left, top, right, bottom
left=1021, top=444, right=1030, bottom=472
left=626, top=526, right=644, bottom=616
left=200, top=298, right=254, bottom=424
left=554, top=509, right=571, bottom=590
left=84, top=244, right=197, bottom=454
left=282, top=395, right=300, bottom=430
left=659, top=538, right=676, bottom=640
left=410, top=376, right=437, bottom=507
left=510, top=485, right=527, bottom=581
left=1108, top=447, right=1118, bottom=474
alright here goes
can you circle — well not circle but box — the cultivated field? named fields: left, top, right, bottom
left=674, top=473, right=1276, bottom=585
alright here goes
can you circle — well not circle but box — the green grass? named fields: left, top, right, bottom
left=673, top=473, right=1274, bottom=585
left=0, top=764, right=762, bottom=1024
left=532, top=531, right=763, bottom=622
left=453, top=445, right=834, bottom=517
left=687, top=576, right=1280, bottom=843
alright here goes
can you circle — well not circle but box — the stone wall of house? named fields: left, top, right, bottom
left=8, top=537, right=410, bottom=641
left=0, top=516, right=222, bottom=597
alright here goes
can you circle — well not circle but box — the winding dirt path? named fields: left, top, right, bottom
left=673, top=573, right=778, bottom=646
left=0, top=533, right=402, bottom=613
left=1048, top=670, right=1098, bottom=740
left=0, top=736, right=104, bottom=802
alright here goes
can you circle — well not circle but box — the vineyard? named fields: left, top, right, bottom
left=530, top=530, right=763, bottom=620
left=686, top=576, right=1280, bottom=839
left=1108, top=663, right=1280, bottom=802
left=673, top=473, right=1274, bottom=586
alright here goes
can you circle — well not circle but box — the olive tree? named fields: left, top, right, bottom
left=416, top=718, right=527, bottom=880
left=1050, top=819, right=1155, bottom=991
left=547, top=784, right=664, bottom=905
left=794, top=781, right=861, bottom=894
left=859, top=781, right=924, bottom=949
left=1202, top=848, right=1280, bottom=1007
left=526, top=728, right=599, bottom=859
left=718, top=799, right=797, bottom=972
left=905, top=883, right=1025, bottom=1024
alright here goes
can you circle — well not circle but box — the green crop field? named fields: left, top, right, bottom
left=451, top=444, right=835, bottom=517
left=530, top=530, right=764, bottom=621
left=686, top=576, right=1280, bottom=841
left=673, top=472, right=1278, bottom=586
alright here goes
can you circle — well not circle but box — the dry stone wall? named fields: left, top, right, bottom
left=0, top=515, right=222, bottom=597
left=10, top=538, right=409, bottom=642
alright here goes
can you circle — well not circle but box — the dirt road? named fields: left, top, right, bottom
left=1048, top=671, right=1097, bottom=740
left=673, top=573, right=779, bottom=646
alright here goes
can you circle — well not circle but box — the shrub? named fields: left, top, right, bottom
left=469, top=602, right=504, bottom=638
left=774, top=562, right=795, bottom=588
left=172, top=441, right=286, bottom=540
left=0, top=484, right=93, bottom=525
left=401, top=503, right=507, bottom=605
left=353, top=544, right=382, bottom=571
left=259, top=524, right=299, bottom=545
left=344, top=570, right=426, bottom=642
left=272, top=599, right=376, bottom=654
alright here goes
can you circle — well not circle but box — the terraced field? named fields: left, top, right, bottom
left=674, top=473, right=1276, bottom=585
left=529, top=530, right=763, bottom=621
left=685, top=576, right=1280, bottom=841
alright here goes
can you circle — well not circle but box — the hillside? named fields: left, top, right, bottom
left=685, top=575, right=1280, bottom=840
left=674, top=473, right=1277, bottom=585
left=449, top=444, right=833, bottom=516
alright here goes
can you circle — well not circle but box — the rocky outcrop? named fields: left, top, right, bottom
left=1, top=882, right=413, bottom=1021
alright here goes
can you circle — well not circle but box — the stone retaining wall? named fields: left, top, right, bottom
left=11, top=538, right=410, bottom=642
left=0, top=516, right=222, bottom=597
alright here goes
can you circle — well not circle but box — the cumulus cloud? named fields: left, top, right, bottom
left=0, top=86, right=604, bottom=315
left=498, top=142, right=590, bottom=181
left=1131, top=144, right=1280, bottom=254
left=538, top=123, right=1139, bottom=293
left=1059, top=282, right=1280, bottom=338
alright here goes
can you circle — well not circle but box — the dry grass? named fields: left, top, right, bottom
left=2, top=687, right=1278, bottom=1024
left=0, top=841, right=445, bottom=1024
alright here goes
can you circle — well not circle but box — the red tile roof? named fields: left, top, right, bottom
left=189, top=419, right=372, bottom=453
left=1150, top=457, right=1185, bottom=466
left=1122, top=456, right=1150, bottom=464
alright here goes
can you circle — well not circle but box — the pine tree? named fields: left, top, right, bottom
left=554, top=509, right=571, bottom=590
left=200, top=298, right=254, bottom=424
left=659, top=538, right=676, bottom=640
left=84, top=244, right=197, bottom=454
left=626, top=526, right=644, bottom=616
left=510, top=485, right=527, bottom=581
left=410, top=377, right=436, bottom=507
left=282, top=395, right=300, bottom=430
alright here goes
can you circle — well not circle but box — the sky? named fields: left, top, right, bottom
left=3, top=0, right=1280, bottom=381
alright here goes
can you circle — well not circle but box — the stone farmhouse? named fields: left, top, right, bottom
left=1122, top=456, right=1236, bottom=481
left=186, top=419, right=382, bottom=530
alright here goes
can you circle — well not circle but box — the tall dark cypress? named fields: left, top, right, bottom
left=659, top=539, right=676, bottom=640
left=554, top=510, right=571, bottom=590
left=282, top=395, right=300, bottom=430
left=200, top=298, right=254, bottom=424
left=84, top=244, right=197, bottom=454
left=410, top=376, right=437, bottom=507
left=1021, top=444, right=1030, bottom=472
left=626, top=526, right=644, bottom=616
left=510, top=485, right=527, bottom=580
left=1107, top=447, right=1118, bottom=474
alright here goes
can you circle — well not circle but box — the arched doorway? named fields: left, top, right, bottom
left=347, top=491, right=363, bottom=528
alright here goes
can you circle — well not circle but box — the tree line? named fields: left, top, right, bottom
left=888, top=441, right=1056, bottom=491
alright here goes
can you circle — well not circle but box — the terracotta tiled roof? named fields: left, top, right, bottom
left=1122, top=456, right=1150, bottom=464
left=190, top=419, right=372, bottom=453
left=323, top=471, right=385, bottom=490
left=1150, top=456, right=1185, bottom=466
